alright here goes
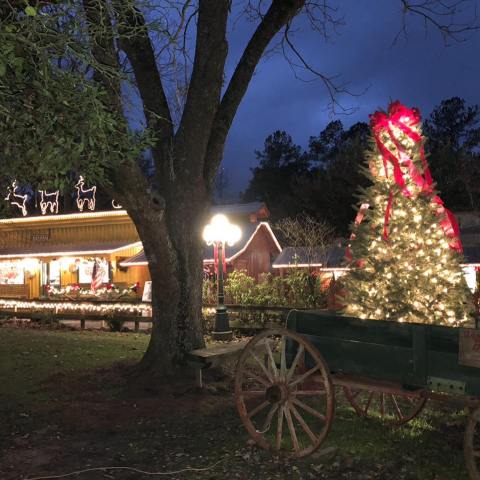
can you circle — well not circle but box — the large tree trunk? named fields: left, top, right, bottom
left=127, top=182, right=209, bottom=377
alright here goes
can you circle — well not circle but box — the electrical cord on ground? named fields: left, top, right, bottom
left=24, top=457, right=226, bottom=480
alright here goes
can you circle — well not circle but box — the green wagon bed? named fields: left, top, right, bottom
left=287, top=310, right=480, bottom=397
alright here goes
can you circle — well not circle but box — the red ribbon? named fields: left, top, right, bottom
left=345, top=203, right=369, bottom=262
left=384, top=190, right=394, bottom=240
left=368, top=101, right=462, bottom=253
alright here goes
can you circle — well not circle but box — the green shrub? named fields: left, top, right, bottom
left=202, top=279, right=217, bottom=305
left=218, top=270, right=327, bottom=308
left=224, top=270, right=256, bottom=305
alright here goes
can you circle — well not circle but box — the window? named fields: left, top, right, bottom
left=78, top=258, right=109, bottom=284
left=49, top=261, right=61, bottom=286
left=0, top=261, right=25, bottom=285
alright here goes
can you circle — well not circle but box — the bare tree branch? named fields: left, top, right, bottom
left=275, top=214, right=336, bottom=269
left=174, top=0, right=230, bottom=175
left=116, top=2, right=174, bottom=148
left=281, top=22, right=361, bottom=114
left=203, top=0, right=305, bottom=188
left=82, top=0, right=122, bottom=110
left=397, top=0, right=479, bottom=44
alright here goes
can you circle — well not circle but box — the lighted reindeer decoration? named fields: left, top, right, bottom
left=75, top=176, right=96, bottom=212
left=5, top=180, right=28, bottom=216
left=39, top=190, right=59, bottom=215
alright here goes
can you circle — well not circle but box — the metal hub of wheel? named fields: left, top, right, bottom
left=465, top=406, right=480, bottom=479
left=235, top=328, right=335, bottom=458
left=265, top=383, right=288, bottom=404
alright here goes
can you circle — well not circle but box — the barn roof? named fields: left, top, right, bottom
left=273, top=243, right=480, bottom=270
left=203, top=222, right=281, bottom=262
left=118, top=249, right=147, bottom=266
left=272, top=246, right=346, bottom=270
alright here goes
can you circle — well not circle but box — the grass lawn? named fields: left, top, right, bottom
left=0, top=324, right=471, bottom=479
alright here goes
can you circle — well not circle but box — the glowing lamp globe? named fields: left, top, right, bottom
left=203, top=214, right=241, bottom=246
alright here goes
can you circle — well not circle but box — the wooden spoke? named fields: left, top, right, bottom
left=235, top=328, right=334, bottom=458
left=280, top=336, right=287, bottom=377
left=391, top=395, right=403, bottom=419
left=251, top=350, right=274, bottom=383
left=290, top=402, right=318, bottom=444
left=293, top=398, right=326, bottom=422
left=349, top=390, right=361, bottom=400
left=464, top=405, right=480, bottom=480
left=258, top=404, right=278, bottom=434
left=363, top=391, right=374, bottom=415
left=343, top=386, right=427, bottom=427
left=275, top=405, right=284, bottom=451
left=248, top=400, right=270, bottom=419
left=284, top=404, right=300, bottom=453
left=239, top=390, right=265, bottom=398
left=294, top=390, right=326, bottom=396
left=265, top=341, right=278, bottom=380
left=286, top=345, right=304, bottom=383
left=242, top=368, right=270, bottom=388
left=289, top=365, right=320, bottom=388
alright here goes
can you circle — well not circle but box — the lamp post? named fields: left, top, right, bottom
left=203, top=214, right=241, bottom=341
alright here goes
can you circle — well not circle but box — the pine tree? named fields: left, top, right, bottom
left=343, top=101, right=473, bottom=326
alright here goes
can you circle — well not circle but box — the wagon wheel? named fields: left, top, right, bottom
left=235, top=328, right=335, bottom=458
left=342, top=386, right=427, bottom=426
left=465, top=405, right=480, bottom=480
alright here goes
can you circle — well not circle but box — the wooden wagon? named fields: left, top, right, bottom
left=234, top=311, right=480, bottom=479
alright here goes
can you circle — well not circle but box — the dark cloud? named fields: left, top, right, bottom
left=222, top=0, right=480, bottom=195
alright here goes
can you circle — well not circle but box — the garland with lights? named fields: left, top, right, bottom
left=46, top=282, right=140, bottom=301
left=0, top=298, right=151, bottom=316
left=343, top=101, right=473, bottom=326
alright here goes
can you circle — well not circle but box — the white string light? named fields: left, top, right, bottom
left=0, top=298, right=152, bottom=316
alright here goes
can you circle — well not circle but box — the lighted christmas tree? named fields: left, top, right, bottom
left=344, top=101, right=473, bottom=326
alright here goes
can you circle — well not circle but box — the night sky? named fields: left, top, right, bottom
left=221, top=0, right=480, bottom=196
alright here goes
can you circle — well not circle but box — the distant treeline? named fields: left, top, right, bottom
left=241, top=97, right=480, bottom=234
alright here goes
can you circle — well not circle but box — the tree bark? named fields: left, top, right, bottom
left=128, top=193, right=208, bottom=377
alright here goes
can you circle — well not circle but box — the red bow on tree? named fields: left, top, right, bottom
left=369, top=101, right=461, bottom=252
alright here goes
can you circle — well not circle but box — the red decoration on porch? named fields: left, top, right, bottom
left=90, top=259, right=103, bottom=292
left=369, top=101, right=462, bottom=252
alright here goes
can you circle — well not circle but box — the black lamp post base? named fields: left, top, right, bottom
left=213, top=306, right=232, bottom=341
left=212, top=330, right=233, bottom=341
